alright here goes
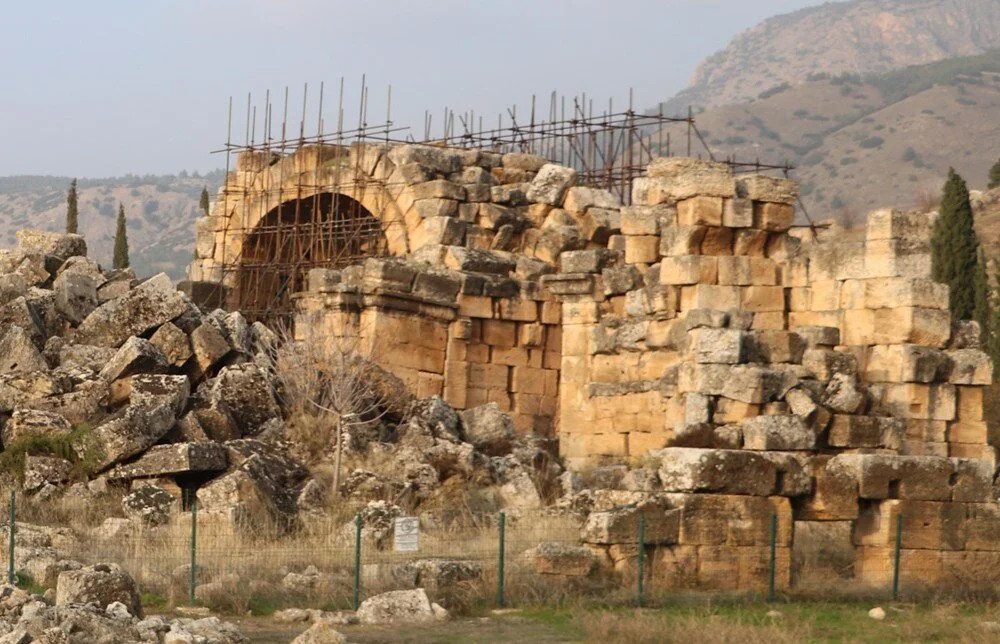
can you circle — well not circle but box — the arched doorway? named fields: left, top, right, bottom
left=230, top=192, right=389, bottom=326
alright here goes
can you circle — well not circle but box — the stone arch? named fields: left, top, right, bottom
left=228, top=190, right=389, bottom=323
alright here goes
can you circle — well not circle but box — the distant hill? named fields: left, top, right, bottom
left=648, top=50, right=1000, bottom=220
left=659, top=0, right=1000, bottom=114
left=0, top=171, right=224, bottom=281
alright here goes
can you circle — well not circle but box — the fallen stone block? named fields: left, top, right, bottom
left=581, top=500, right=680, bottom=545
left=75, top=273, right=189, bottom=347
left=533, top=542, right=598, bottom=576
left=81, top=403, right=176, bottom=471
left=56, top=563, right=143, bottom=617
left=108, top=442, right=228, bottom=481
left=0, top=325, right=47, bottom=374
left=99, top=336, right=169, bottom=382
left=2, top=408, right=72, bottom=447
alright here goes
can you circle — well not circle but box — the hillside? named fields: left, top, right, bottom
left=0, top=172, right=223, bottom=280
left=649, top=51, right=1000, bottom=220
left=661, top=0, right=1000, bottom=113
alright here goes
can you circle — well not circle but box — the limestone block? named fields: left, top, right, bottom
left=947, top=349, right=992, bottom=385
left=947, top=420, right=988, bottom=444
left=659, top=225, right=707, bottom=257
left=99, top=336, right=169, bottom=383
left=581, top=502, right=680, bottom=545
left=646, top=157, right=736, bottom=199
left=864, top=239, right=931, bottom=279
left=723, top=197, right=753, bottom=227
left=656, top=448, right=777, bottom=496
left=679, top=285, right=740, bottom=311
left=525, top=164, right=577, bottom=205
left=956, top=386, right=983, bottom=421
left=752, top=202, right=795, bottom=232
left=827, top=415, right=904, bottom=450
left=796, top=456, right=859, bottom=520
left=75, top=273, right=189, bottom=348
left=795, top=326, right=840, bottom=347
left=721, top=364, right=795, bottom=404
left=863, top=278, right=948, bottom=310
left=949, top=320, right=981, bottom=349
left=765, top=234, right=801, bottom=263
left=736, top=175, right=798, bottom=205
left=854, top=499, right=966, bottom=550
left=624, top=235, right=660, bottom=264
left=864, top=344, right=950, bottom=383
left=744, top=330, right=805, bottom=364
left=871, top=307, right=951, bottom=348
left=733, top=229, right=768, bottom=256
left=870, top=383, right=956, bottom=421
left=562, top=186, right=620, bottom=213
left=865, top=208, right=932, bottom=243
left=822, top=373, right=864, bottom=413
left=741, top=415, right=814, bottom=450
left=666, top=493, right=793, bottom=545
left=660, top=255, right=717, bottom=285
left=579, top=207, right=621, bottom=244
left=620, top=205, right=669, bottom=235
left=952, top=459, right=995, bottom=502
left=700, top=226, right=733, bottom=255
left=690, top=327, right=745, bottom=364
left=560, top=249, right=620, bottom=274
left=740, top=285, right=785, bottom=312
left=677, top=363, right=731, bottom=396
left=677, top=196, right=723, bottom=226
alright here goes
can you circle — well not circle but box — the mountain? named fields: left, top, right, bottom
left=649, top=50, right=1000, bottom=219
left=660, top=0, right=1000, bottom=114
left=0, top=172, right=223, bottom=281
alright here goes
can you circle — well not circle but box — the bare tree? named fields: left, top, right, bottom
left=272, top=320, right=406, bottom=495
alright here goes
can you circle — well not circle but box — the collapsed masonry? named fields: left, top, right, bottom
left=180, top=145, right=996, bottom=591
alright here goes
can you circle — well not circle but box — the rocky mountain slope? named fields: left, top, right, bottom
left=662, top=0, right=1000, bottom=113
left=0, top=172, right=223, bottom=281
left=650, top=50, right=1000, bottom=219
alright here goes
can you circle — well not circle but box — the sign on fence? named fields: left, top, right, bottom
left=394, top=516, right=419, bottom=552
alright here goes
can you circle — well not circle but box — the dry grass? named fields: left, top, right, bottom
left=578, top=609, right=811, bottom=644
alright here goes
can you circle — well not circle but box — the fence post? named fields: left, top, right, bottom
left=353, top=513, right=362, bottom=610
left=7, top=490, right=15, bottom=585
left=892, top=513, right=903, bottom=600
left=768, top=513, right=777, bottom=601
left=189, top=498, right=197, bottom=605
left=637, top=512, right=646, bottom=608
left=497, top=511, right=506, bottom=608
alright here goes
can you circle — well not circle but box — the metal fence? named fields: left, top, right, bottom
left=1, top=490, right=955, bottom=615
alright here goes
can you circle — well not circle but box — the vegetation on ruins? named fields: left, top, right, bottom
left=200, top=186, right=210, bottom=216
left=65, top=178, right=78, bottom=234
left=932, top=168, right=979, bottom=320
left=989, top=158, right=1000, bottom=190
left=113, top=202, right=130, bottom=269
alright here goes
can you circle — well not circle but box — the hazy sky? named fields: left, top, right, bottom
left=0, top=0, right=825, bottom=177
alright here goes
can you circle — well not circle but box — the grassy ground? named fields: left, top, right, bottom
left=230, top=600, right=1000, bottom=643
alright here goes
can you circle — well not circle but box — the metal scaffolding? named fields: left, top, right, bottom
left=202, top=79, right=795, bottom=325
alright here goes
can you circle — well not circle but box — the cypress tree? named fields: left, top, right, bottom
left=66, top=178, right=79, bottom=234
left=973, top=248, right=991, bottom=347
left=931, top=168, right=978, bottom=320
left=989, top=158, right=1000, bottom=190
left=113, top=203, right=130, bottom=270
left=199, top=187, right=210, bottom=216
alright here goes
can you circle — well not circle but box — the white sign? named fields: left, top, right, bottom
left=394, top=516, right=419, bottom=552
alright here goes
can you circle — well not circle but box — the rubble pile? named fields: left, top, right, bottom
left=0, top=229, right=555, bottom=531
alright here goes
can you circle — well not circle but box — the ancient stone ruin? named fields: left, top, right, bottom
left=185, top=143, right=999, bottom=590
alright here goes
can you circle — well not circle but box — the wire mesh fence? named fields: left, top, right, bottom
left=2, top=489, right=991, bottom=616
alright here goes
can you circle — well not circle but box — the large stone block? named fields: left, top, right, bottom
left=741, top=415, right=814, bottom=450
left=690, top=327, right=745, bottom=364
left=646, top=157, right=735, bottom=199
left=660, top=255, right=717, bottom=285
left=656, top=448, right=777, bottom=496
left=864, top=344, right=950, bottom=383
left=75, top=273, right=189, bottom=348
left=677, top=196, right=724, bottom=226
left=581, top=501, right=680, bottom=545
left=736, top=175, right=798, bottom=205
left=947, top=349, right=992, bottom=385
left=108, top=442, right=227, bottom=480
left=827, top=415, right=904, bottom=450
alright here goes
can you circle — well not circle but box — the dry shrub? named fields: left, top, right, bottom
left=578, top=609, right=812, bottom=644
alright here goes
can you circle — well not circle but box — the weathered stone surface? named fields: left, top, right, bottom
left=16, top=230, right=87, bottom=259
left=0, top=326, right=47, bottom=374
left=459, top=403, right=515, bottom=455
left=82, top=403, right=176, bottom=470
left=736, top=175, right=799, bottom=205
left=56, top=563, right=142, bottom=617
left=53, top=271, right=99, bottom=325
left=581, top=501, right=680, bottom=544
left=150, top=321, right=193, bottom=367
left=646, top=157, right=735, bottom=200
left=22, top=455, right=72, bottom=492
left=108, top=442, right=227, bottom=480
left=291, top=621, right=347, bottom=644
left=98, top=336, right=169, bottom=382
left=122, top=485, right=177, bottom=525
left=356, top=588, right=444, bottom=624
left=526, top=164, right=577, bottom=206
left=208, top=364, right=280, bottom=436
left=189, top=322, right=232, bottom=376
left=822, top=373, right=865, bottom=413
left=741, top=415, right=815, bottom=450
left=691, top=327, right=744, bottom=364
left=656, top=447, right=778, bottom=496
left=75, top=273, right=189, bottom=347
left=533, top=542, right=598, bottom=576
left=827, top=416, right=904, bottom=450
left=1, top=409, right=71, bottom=447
